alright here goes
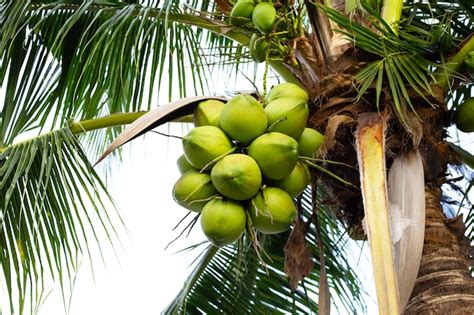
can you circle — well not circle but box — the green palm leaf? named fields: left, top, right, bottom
left=448, top=143, right=474, bottom=249
left=403, top=1, right=472, bottom=40
left=0, top=128, right=122, bottom=314
left=320, top=3, right=437, bottom=128
left=1, top=0, right=247, bottom=155
left=165, top=188, right=365, bottom=314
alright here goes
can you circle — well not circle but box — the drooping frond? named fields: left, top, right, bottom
left=164, top=187, right=365, bottom=314
left=0, top=0, right=248, bottom=155
left=0, top=128, right=121, bottom=314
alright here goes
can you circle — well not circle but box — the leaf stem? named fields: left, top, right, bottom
left=381, top=0, right=403, bottom=35
left=69, top=112, right=147, bottom=134
left=0, top=112, right=147, bottom=153
left=434, top=35, right=474, bottom=90
left=356, top=114, right=400, bottom=314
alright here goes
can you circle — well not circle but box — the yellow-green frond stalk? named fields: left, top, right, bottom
left=434, top=36, right=474, bottom=90
left=382, top=0, right=403, bottom=34
left=356, top=113, right=400, bottom=314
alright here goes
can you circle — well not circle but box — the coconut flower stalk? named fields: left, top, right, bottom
left=356, top=113, right=400, bottom=314
left=388, top=150, right=425, bottom=311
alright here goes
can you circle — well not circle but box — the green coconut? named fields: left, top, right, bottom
left=230, top=0, right=255, bottom=26
left=249, top=34, right=268, bottom=63
left=211, top=154, right=262, bottom=201
left=248, top=132, right=299, bottom=180
left=249, top=187, right=296, bottom=234
left=176, top=154, right=195, bottom=174
left=298, top=128, right=325, bottom=158
left=220, top=94, right=267, bottom=144
left=265, top=97, right=309, bottom=139
left=455, top=97, right=474, bottom=133
left=252, top=2, right=276, bottom=34
left=193, top=99, right=225, bottom=127
left=267, top=83, right=309, bottom=103
left=271, top=161, right=311, bottom=197
left=172, top=171, right=218, bottom=212
left=182, top=126, right=233, bottom=170
left=200, top=198, right=247, bottom=247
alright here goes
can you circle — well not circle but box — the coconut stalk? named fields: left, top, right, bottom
left=356, top=113, right=400, bottom=314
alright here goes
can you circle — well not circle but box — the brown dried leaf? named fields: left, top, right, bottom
left=406, top=115, right=423, bottom=147
left=215, top=0, right=233, bottom=12
left=319, top=114, right=354, bottom=156
left=284, top=219, right=314, bottom=290
left=96, top=96, right=226, bottom=164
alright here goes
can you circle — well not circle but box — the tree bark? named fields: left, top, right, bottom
left=405, top=185, right=474, bottom=314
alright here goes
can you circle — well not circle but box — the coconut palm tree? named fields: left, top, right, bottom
left=1, top=0, right=473, bottom=314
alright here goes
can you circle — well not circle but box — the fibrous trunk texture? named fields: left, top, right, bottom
left=404, top=185, right=474, bottom=314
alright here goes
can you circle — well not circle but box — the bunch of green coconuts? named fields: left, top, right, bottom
left=230, top=0, right=277, bottom=63
left=172, top=83, right=325, bottom=247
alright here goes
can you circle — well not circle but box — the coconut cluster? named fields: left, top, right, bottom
left=172, top=83, right=325, bottom=247
left=230, top=1, right=276, bottom=33
left=230, top=1, right=278, bottom=63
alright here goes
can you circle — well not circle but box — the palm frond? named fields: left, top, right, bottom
left=320, top=4, right=437, bottom=127
left=0, top=128, right=121, bottom=314
left=443, top=164, right=474, bottom=251
left=0, top=0, right=247, bottom=156
left=450, top=83, right=474, bottom=111
left=403, top=1, right=473, bottom=40
left=164, top=188, right=365, bottom=314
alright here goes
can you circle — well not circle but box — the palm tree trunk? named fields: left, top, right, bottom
left=405, top=185, right=474, bottom=314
